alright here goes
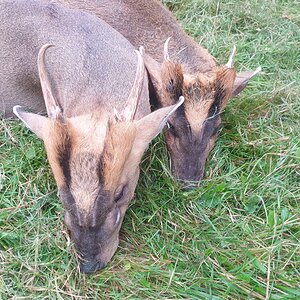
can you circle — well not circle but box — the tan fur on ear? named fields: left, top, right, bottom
left=134, top=97, right=184, bottom=149
left=215, top=67, right=236, bottom=111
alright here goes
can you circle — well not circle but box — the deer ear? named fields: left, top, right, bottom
left=214, top=67, right=236, bottom=112
left=144, top=53, right=162, bottom=90
left=13, top=106, right=52, bottom=140
left=134, top=96, right=184, bottom=151
left=232, top=67, right=261, bottom=96
left=144, top=53, right=184, bottom=107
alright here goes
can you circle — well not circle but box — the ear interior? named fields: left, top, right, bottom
left=232, top=66, right=261, bottom=97
left=13, top=105, right=51, bottom=140
left=134, top=96, right=184, bottom=150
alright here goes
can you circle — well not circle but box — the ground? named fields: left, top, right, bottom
left=0, top=0, right=299, bottom=299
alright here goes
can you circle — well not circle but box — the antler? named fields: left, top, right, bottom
left=163, top=37, right=172, bottom=61
left=38, top=44, right=61, bottom=119
left=117, top=48, right=145, bottom=122
left=225, top=45, right=237, bottom=68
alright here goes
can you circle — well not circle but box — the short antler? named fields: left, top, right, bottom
left=119, top=48, right=145, bottom=121
left=164, top=37, right=172, bottom=61
left=225, top=45, right=237, bottom=68
left=38, top=44, right=61, bottom=119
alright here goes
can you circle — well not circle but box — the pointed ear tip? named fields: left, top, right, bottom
left=255, top=66, right=262, bottom=73
left=13, top=105, right=23, bottom=116
left=247, top=66, right=262, bottom=79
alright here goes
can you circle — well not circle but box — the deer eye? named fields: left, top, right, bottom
left=114, top=186, right=126, bottom=203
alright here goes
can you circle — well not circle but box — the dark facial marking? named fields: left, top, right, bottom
left=165, top=76, right=183, bottom=103
left=61, top=184, right=113, bottom=228
left=60, top=187, right=78, bottom=218
left=208, top=81, right=227, bottom=117
left=57, top=131, right=72, bottom=187
left=163, top=62, right=184, bottom=103
left=166, top=109, right=190, bottom=140
left=90, top=189, right=113, bottom=227
left=166, top=77, right=182, bottom=101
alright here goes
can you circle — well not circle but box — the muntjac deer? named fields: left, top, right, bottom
left=0, top=0, right=183, bottom=273
left=58, top=0, right=260, bottom=188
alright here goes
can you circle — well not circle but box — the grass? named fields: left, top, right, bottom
left=1, top=0, right=299, bottom=298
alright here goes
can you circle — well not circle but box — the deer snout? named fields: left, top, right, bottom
left=80, top=260, right=106, bottom=274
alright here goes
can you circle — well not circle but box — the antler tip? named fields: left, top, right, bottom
left=163, top=37, right=172, bottom=61
left=225, top=45, right=237, bottom=68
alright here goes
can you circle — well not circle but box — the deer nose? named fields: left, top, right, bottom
left=80, top=260, right=106, bottom=273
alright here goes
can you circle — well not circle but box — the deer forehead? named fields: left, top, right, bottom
left=183, top=76, right=217, bottom=132
left=101, top=121, right=137, bottom=191
left=45, top=115, right=138, bottom=209
left=69, top=152, right=103, bottom=214
left=68, top=114, right=109, bottom=153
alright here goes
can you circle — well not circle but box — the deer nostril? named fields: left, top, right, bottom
left=80, top=260, right=106, bottom=274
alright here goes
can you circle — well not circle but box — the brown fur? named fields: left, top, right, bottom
left=184, top=67, right=236, bottom=132
left=43, top=112, right=139, bottom=214
left=101, top=120, right=137, bottom=191
left=44, top=120, right=70, bottom=188
left=7, top=0, right=184, bottom=273
left=52, top=0, right=259, bottom=186
left=159, top=64, right=236, bottom=185
left=57, top=0, right=216, bottom=73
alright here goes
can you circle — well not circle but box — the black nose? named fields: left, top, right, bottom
left=80, top=260, right=106, bottom=274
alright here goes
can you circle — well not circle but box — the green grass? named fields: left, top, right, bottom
left=1, top=0, right=299, bottom=298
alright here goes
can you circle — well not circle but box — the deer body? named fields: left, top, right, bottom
left=0, top=0, right=183, bottom=273
left=0, top=0, right=150, bottom=118
left=58, top=0, right=216, bottom=74
left=58, top=0, right=260, bottom=188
